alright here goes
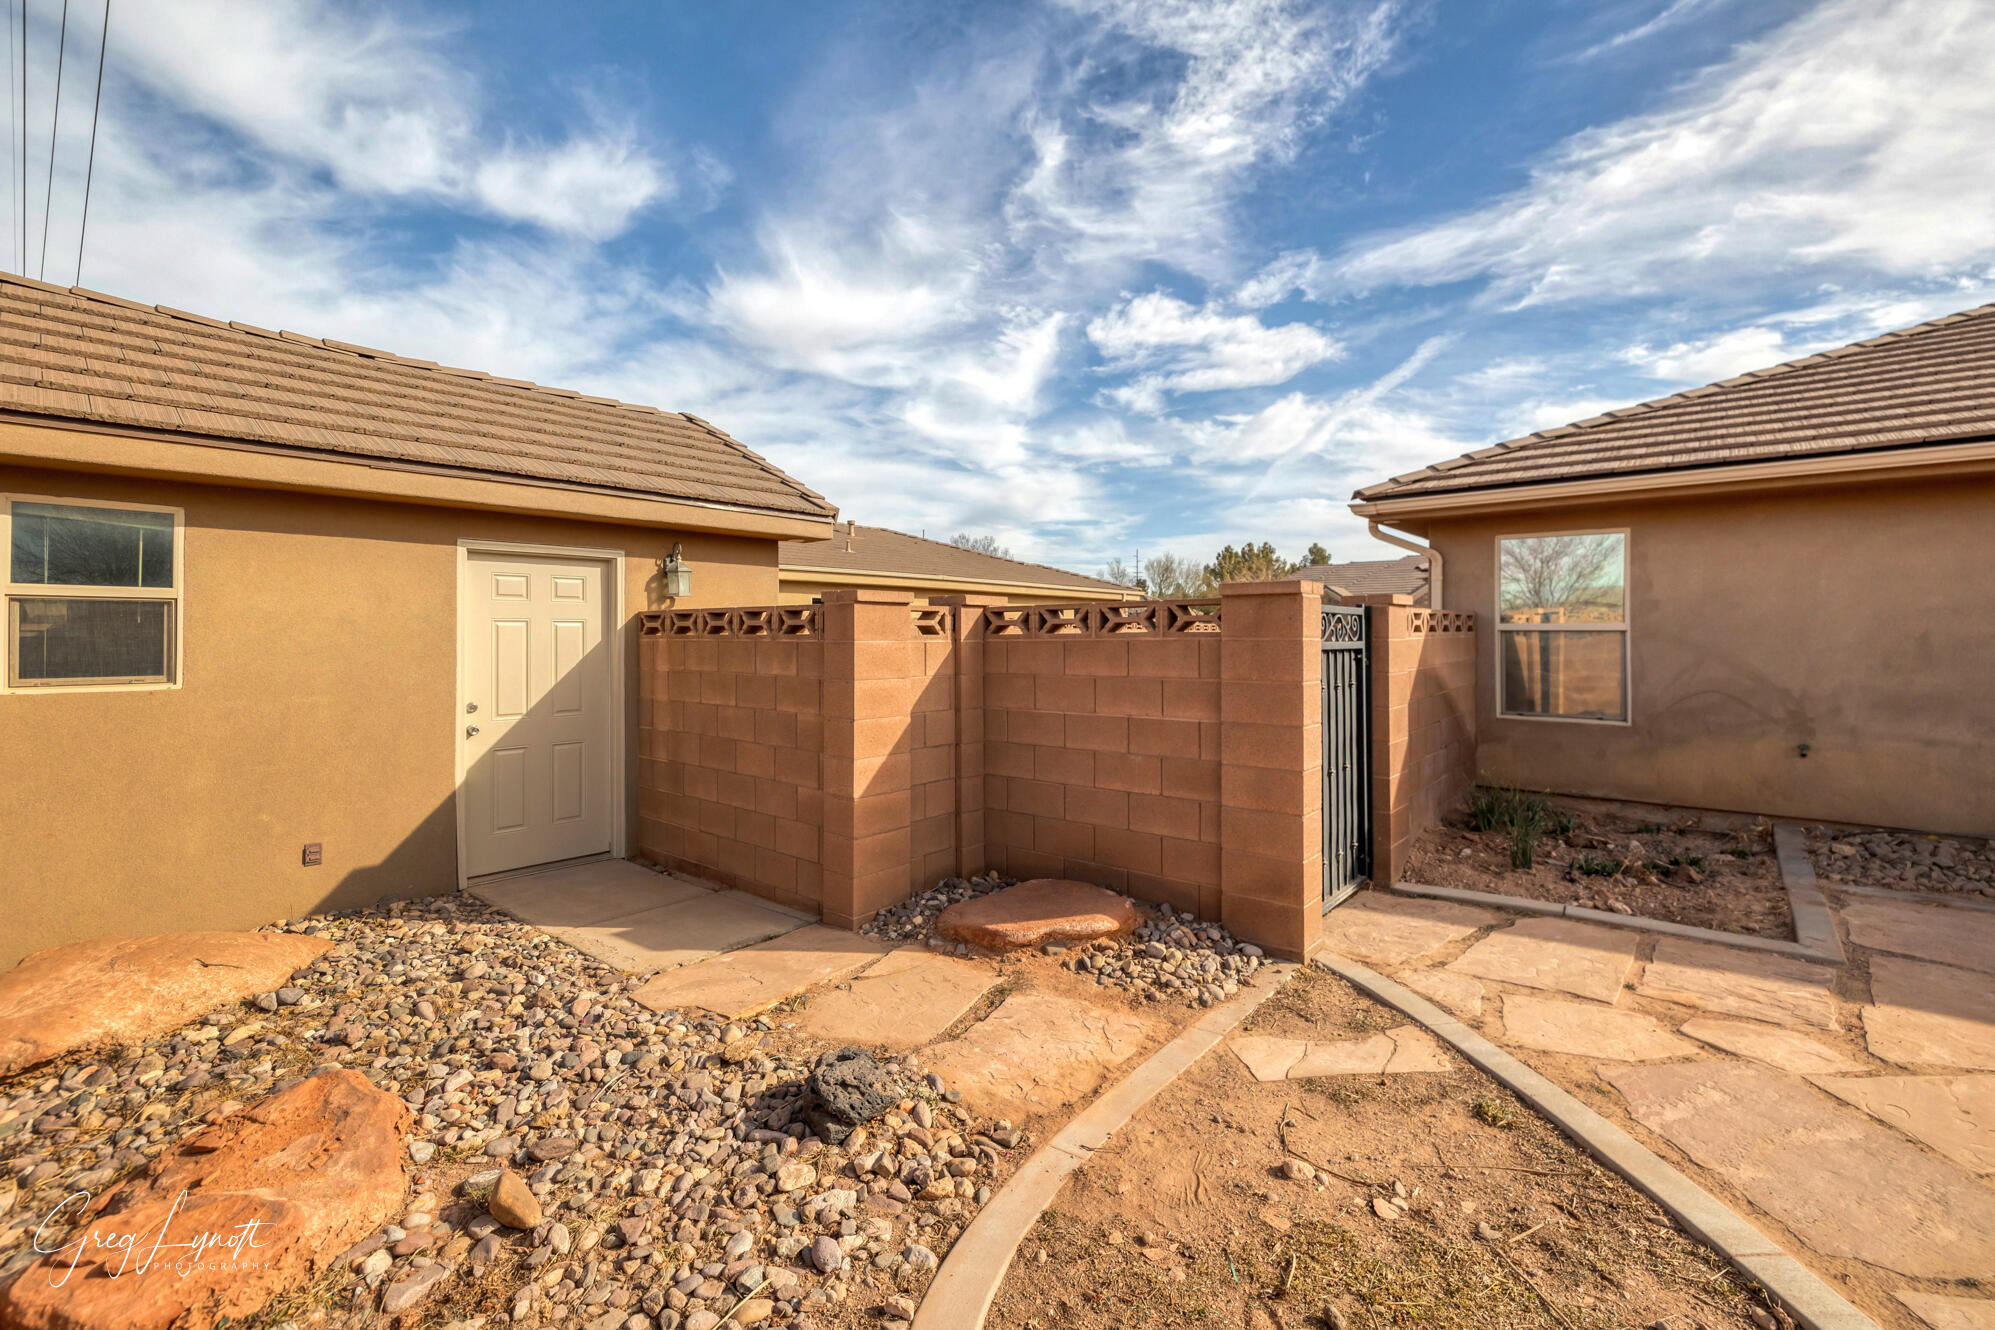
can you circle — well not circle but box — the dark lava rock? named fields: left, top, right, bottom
left=801, top=1047, right=898, bottom=1143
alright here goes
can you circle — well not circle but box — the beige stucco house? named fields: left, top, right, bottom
left=0, top=275, right=834, bottom=967
left=778, top=521, right=1135, bottom=605
left=1352, top=301, right=1995, bottom=838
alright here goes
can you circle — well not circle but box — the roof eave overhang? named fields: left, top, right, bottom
left=779, top=564, right=1135, bottom=599
left=0, top=415, right=837, bottom=540
left=1351, top=438, right=1995, bottom=521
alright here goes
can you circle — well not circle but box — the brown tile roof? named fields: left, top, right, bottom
left=0, top=274, right=833, bottom=518
left=1356, top=301, right=1995, bottom=503
left=780, top=524, right=1131, bottom=593
left=1294, top=555, right=1429, bottom=604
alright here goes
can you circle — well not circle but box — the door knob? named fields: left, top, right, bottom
left=466, top=725, right=481, bottom=737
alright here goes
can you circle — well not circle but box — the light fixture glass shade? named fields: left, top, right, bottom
left=663, top=544, right=692, bottom=599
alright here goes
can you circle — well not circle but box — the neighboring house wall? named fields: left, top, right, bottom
left=1424, top=472, right=1995, bottom=837
left=0, top=461, right=781, bottom=968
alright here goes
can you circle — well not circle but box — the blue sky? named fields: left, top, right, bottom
left=19, top=0, right=1995, bottom=571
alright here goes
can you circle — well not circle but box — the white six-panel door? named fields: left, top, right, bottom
left=461, top=550, right=613, bottom=877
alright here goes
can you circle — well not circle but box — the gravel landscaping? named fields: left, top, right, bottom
left=0, top=873, right=1289, bottom=1329
left=867, top=873, right=1272, bottom=1008
left=0, top=893, right=1024, bottom=1329
left=1808, top=826, right=1995, bottom=899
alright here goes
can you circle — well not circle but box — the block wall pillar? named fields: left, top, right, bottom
left=931, top=595, right=1003, bottom=880
left=1218, top=579, right=1324, bottom=960
left=819, top=589, right=918, bottom=929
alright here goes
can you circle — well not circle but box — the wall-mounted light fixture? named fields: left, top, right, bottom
left=662, top=542, right=692, bottom=599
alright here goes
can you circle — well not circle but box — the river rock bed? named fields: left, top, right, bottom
left=1056, top=910, right=1268, bottom=1008
left=1811, top=827, right=1995, bottom=898
left=860, top=873, right=1013, bottom=942
left=864, top=876, right=1269, bottom=1010
left=0, top=894, right=1020, bottom=1328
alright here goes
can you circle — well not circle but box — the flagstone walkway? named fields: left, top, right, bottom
left=1323, top=876, right=1995, bottom=1330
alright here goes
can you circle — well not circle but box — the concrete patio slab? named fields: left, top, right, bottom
left=544, top=890, right=813, bottom=975
left=923, top=991, right=1156, bottom=1120
left=1603, top=1059, right=1995, bottom=1280
left=632, top=926, right=888, bottom=1019
left=1840, top=897, right=1995, bottom=975
left=1230, top=1028, right=1449, bottom=1080
left=1319, top=893, right=1505, bottom=968
left=793, top=946, right=997, bottom=1048
left=1501, top=994, right=1697, bottom=1061
left=1635, top=938, right=1839, bottom=1031
left=471, top=858, right=713, bottom=927
left=1398, top=967, right=1484, bottom=1019
left=1810, top=1073, right=1995, bottom=1175
left=1445, top=916, right=1639, bottom=1004
left=1896, top=1290, right=1995, bottom=1330
left=1678, top=1018, right=1862, bottom=1074
left=1863, top=956, right=1995, bottom=1071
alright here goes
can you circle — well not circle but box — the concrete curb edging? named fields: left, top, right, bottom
left=1313, top=952, right=1881, bottom=1330
left=910, top=962, right=1299, bottom=1330
left=1771, top=823, right=1845, bottom=963
left=1386, top=879, right=1844, bottom=965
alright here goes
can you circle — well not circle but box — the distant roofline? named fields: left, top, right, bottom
left=779, top=522, right=1131, bottom=592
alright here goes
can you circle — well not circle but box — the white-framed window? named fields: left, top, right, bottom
left=1496, top=529, right=1628, bottom=724
left=3, top=495, right=183, bottom=690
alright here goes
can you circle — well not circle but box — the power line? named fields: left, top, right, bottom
left=36, top=0, right=64, bottom=282
left=73, top=0, right=102, bottom=286
left=20, top=0, right=27, bottom=277
left=7, top=0, right=16, bottom=273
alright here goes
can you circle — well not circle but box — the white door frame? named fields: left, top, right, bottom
left=454, top=537, right=627, bottom=889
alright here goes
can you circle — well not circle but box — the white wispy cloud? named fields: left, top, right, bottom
left=1087, top=291, right=1342, bottom=412
left=1333, top=0, right=1995, bottom=304
left=113, top=0, right=671, bottom=238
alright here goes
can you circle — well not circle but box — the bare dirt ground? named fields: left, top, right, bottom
left=990, top=967, right=1769, bottom=1330
left=1407, top=802, right=1789, bottom=939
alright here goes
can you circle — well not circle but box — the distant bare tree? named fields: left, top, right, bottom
left=1100, top=557, right=1144, bottom=590
left=1499, top=534, right=1622, bottom=617
left=950, top=532, right=1012, bottom=560
left=1143, top=552, right=1212, bottom=598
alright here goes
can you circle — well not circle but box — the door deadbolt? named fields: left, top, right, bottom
left=466, top=702, right=478, bottom=713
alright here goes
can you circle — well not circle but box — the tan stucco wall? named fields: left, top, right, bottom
left=1422, top=472, right=1995, bottom=837
left=1, top=462, right=780, bottom=967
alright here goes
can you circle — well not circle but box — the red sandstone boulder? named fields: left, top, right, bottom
left=937, top=879, right=1140, bottom=951
left=0, top=1068, right=409, bottom=1330
left=0, top=932, right=333, bottom=1077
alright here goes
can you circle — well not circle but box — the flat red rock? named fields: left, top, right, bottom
left=0, top=932, right=333, bottom=1076
left=937, top=879, right=1140, bottom=950
left=0, top=1068, right=409, bottom=1330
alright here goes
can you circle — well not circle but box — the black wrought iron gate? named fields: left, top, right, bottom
left=1321, top=604, right=1372, bottom=910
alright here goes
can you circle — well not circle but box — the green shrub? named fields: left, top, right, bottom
left=1573, top=854, right=1624, bottom=877
left=1465, top=785, right=1572, bottom=864
left=1510, top=802, right=1543, bottom=869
